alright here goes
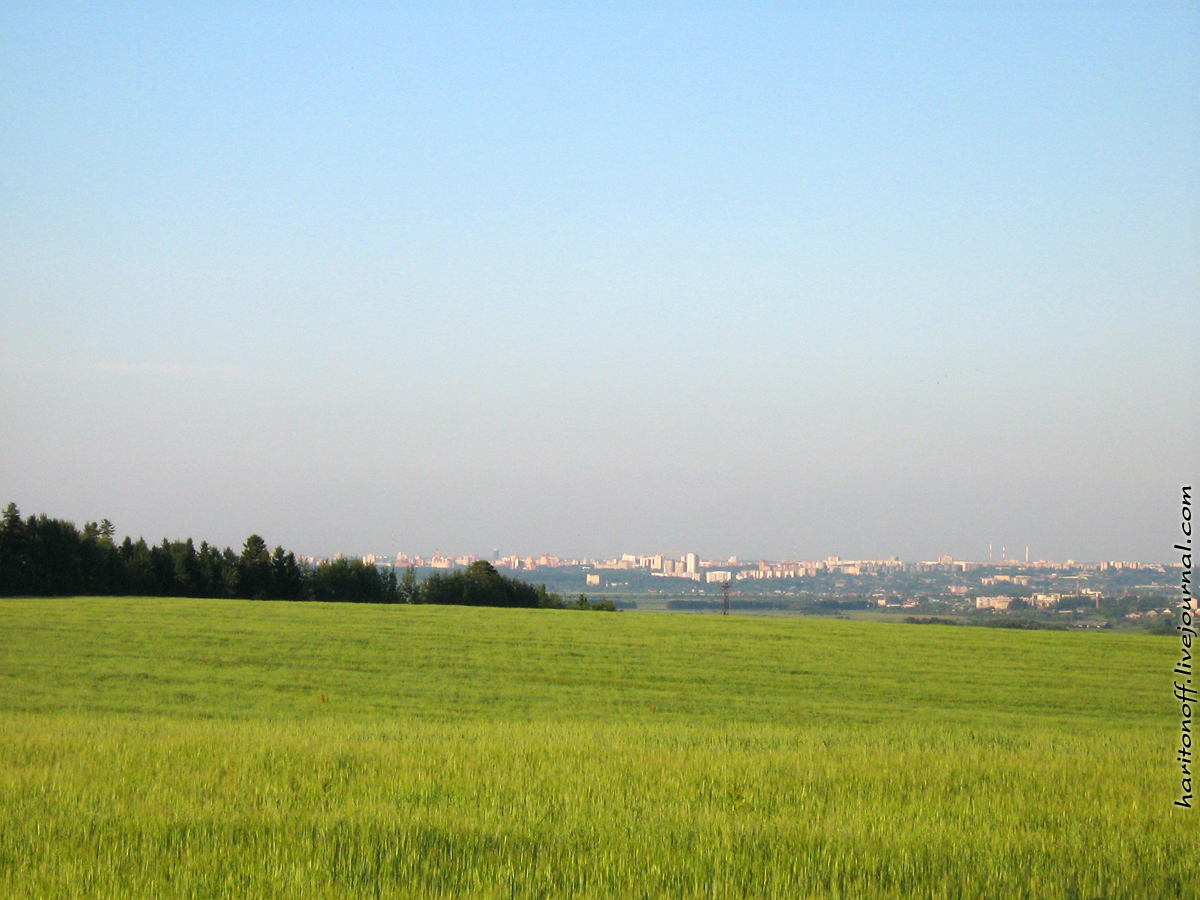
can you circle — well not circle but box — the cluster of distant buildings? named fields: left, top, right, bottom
left=346, top=547, right=1186, bottom=618
left=360, top=550, right=1154, bottom=583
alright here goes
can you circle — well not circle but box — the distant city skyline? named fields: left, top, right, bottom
left=1, top=5, right=1195, bottom=565
left=359, top=547, right=1161, bottom=572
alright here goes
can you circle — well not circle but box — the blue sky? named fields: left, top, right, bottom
left=2, top=3, right=1196, bottom=561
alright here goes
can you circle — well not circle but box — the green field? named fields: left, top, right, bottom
left=0, top=597, right=1190, bottom=898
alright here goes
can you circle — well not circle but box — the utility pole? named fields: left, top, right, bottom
left=721, top=580, right=731, bottom=616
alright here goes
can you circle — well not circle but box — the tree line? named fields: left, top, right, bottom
left=0, top=503, right=612, bottom=609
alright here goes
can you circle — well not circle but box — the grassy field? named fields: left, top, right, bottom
left=0, top=597, right=1190, bottom=898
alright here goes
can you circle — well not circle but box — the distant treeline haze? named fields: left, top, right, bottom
left=0, top=503, right=609, bottom=609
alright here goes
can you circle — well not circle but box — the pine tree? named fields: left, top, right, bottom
left=238, top=535, right=272, bottom=599
left=0, top=503, right=28, bottom=595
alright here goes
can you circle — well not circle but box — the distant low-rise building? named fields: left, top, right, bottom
left=976, top=597, right=1014, bottom=610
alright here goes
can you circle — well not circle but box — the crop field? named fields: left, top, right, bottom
left=0, top=597, right=1189, bottom=898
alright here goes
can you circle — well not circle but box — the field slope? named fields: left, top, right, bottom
left=0, top=597, right=1189, bottom=899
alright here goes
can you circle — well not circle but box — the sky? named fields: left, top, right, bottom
left=1, top=3, right=1197, bottom=563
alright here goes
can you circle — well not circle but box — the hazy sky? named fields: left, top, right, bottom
left=2, top=3, right=1196, bottom=562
